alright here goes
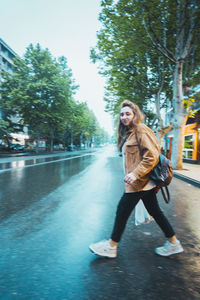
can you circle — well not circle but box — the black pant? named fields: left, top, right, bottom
left=111, top=188, right=175, bottom=242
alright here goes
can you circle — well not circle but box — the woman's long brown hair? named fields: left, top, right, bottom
left=118, top=100, right=144, bottom=152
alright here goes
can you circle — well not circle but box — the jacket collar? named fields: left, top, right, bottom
left=126, top=125, right=136, bottom=137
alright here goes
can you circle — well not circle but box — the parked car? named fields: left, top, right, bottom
left=10, top=144, right=25, bottom=151
left=15, top=144, right=25, bottom=151
left=10, top=143, right=18, bottom=149
left=68, top=145, right=75, bottom=151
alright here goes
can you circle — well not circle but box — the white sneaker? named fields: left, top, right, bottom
left=155, top=240, right=184, bottom=256
left=89, top=239, right=117, bottom=258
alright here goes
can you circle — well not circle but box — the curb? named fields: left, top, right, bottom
left=173, top=172, right=200, bottom=188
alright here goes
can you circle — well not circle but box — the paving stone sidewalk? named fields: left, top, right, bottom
left=173, top=162, right=200, bottom=187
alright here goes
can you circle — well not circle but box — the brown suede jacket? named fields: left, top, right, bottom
left=124, top=123, right=161, bottom=193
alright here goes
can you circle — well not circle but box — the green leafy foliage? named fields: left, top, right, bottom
left=91, top=0, right=200, bottom=122
left=0, top=44, right=108, bottom=150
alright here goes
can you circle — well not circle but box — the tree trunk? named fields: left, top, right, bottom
left=50, top=127, right=54, bottom=152
left=155, top=91, right=163, bottom=145
left=80, top=132, right=83, bottom=147
left=35, top=126, right=40, bottom=154
left=5, top=135, right=11, bottom=148
left=158, top=124, right=173, bottom=149
left=70, top=130, right=73, bottom=147
left=171, top=60, right=185, bottom=169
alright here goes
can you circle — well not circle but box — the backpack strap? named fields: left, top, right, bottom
left=160, top=186, right=170, bottom=204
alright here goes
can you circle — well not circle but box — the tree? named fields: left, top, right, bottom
left=90, top=0, right=150, bottom=113
left=91, top=0, right=173, bottom=137
left=71, top=102, right=98, bottom=146
left=141, top=0, right=200, bottom=168
left=0, top=44, right=78, bottom=152
left=91, top=0, right=200, bottom=169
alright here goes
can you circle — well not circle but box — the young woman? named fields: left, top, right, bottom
left=89, top=100, right=183, bottom=258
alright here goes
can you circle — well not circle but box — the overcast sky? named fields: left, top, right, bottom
left=0, top=0, right=114, bottom=135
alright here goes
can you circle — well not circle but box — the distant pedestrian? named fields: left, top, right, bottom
left=89, top=100, right=184, bottom=258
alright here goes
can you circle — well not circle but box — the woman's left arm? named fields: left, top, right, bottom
left=133, top=132, right=160, bottom=180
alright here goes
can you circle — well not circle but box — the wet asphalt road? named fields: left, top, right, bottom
left=0, top=146, right=200, bottom=300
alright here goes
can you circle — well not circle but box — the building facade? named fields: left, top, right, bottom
left=0, top=38, right=29, bottom=145
left=166, top=110, right=200, bottom=164
left=183, top=110, right=200, bottom=163
left=0, top=38, right=17, bottom=81
left=0, top=38, right=17, bottom=118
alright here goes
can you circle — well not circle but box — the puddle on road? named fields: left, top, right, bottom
left=0, top=154, right=96, bottom=221
left=0, top=153, right=91, bottom=171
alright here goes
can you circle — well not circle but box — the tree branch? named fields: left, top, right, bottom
left=181, top=5, right=196, bottom=59
left=145, top=12, right=175, bottom=59
left=141, top=5, right=176, bottom=63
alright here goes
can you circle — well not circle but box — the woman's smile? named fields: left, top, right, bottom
left=120, top=106, right=134, bottom=126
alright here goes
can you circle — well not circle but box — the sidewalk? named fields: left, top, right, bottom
left=173, top=162, right=200, bottom=188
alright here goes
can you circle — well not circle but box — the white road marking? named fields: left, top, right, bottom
left=0, top=153, right=95, bottom=173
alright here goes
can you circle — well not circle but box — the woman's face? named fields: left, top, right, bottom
left=120, top=106, right=134, bottom=127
